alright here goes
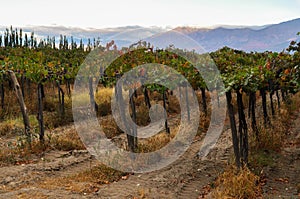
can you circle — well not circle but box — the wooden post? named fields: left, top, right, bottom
left=200, top=87, right=207, bottom=116
left=57, top=81, right=65, bottom=117
left=269, top=80, right=275, bottom=116
left=26, top=78, right=31, bottom=99
left=143, top=86, right=151, bottom=109
left=116, top=83, right=135, bottom=152
left=129, top=89, right=138, bottom=151
left=276, top=90, right=280, bottom=109
left=270, top=92, right=275, bottom=116
left=237, top=90, right=248, bottom=165
left=249, top=92, right=259, bottom=140
left=88, top=77, right=98, bottom=113
left=8, top=70, right=31, bottom=144
left=163, top=89, right=170, bottom=134
left=260, top=88, right=270, bottom=126
left=66, top=79, right=71, bottom=97
left=37, top=83, right=45, bottom=143
left=21, top=75, right=25, bottom=98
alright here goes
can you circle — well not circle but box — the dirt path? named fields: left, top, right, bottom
left=1, top=103, right=299, bottom=198
left=262, top=111, right=300, bottom=198
left=0, top=120, right=234, bottom=199
left=0, top=149, right=98, bottom=198
left=93, top=131, right=233, bottom=199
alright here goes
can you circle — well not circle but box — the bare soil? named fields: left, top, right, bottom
left=0, top=110, right=299, bottom=198
left=261, top=111, right=300, bottom=199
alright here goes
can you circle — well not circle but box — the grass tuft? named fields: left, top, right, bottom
left=49, top=128, right=86, bottom=151
left=210, top=165, right=262, bottom=199
left=37, top=164, right=127, bottom=194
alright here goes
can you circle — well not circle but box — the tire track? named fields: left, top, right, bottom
left=0, top=110, right=232, bottom=198
left=0, top=150, right=95, bottom=195
left=95, top=127, right=232, bottom=199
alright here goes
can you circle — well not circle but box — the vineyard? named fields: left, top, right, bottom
left=0, top=27, right=299, bottom=198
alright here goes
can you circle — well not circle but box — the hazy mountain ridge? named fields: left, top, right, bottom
left=179, top=18, right=300, bottom=52
left=0, top=18, right=299, bottom=52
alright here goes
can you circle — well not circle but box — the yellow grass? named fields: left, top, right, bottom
left=37, top=164, right=126, bottom=194
left=210, top=165, right=262, bottom=199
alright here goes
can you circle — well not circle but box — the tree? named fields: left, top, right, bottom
left=19, top=29, right=23, bottom=47
left=15, top=28, right=19, bottom=47
left=79, top=39, right=84, bottom=50
left=24, top=33, right=28, bottom=48
left=30, top=32, right=34, bottom=48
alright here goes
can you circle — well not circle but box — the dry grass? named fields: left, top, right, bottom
left=50, top=128, right=86, bottom=151
left=95, top=87, right=113, bottom=116
left=43, top=97, right=57, bottom=112
left=0, top=128, right=86, bottom=166
left=209, top=92, right=300, bottom=199
left=137, top=126, right=178, bottom=153
left=248, top=92, right=300, bottom=173
left=95, top=87, right=113, bottom=104
left=0, top=139, right=50, bottom=166
left=1, top=84, right=55, bottom=118
left=0, top=147, right=18, bottom=165
left=0, top=115, right=38, bottom=137
left=1, top=83, right=74, bottom=130
left=249, top=92, right=300, bottom=153
left=74, top=164, right=127, bottom=184
left=135, top=104, right=151, bottom=126
left=37, top=164, right=127, bottom=194
left=168, top=94, right=181, bottom=114
left=99, top=115, right=122, bottom=139
left=43, top=110, right=73, bottom=129
left=151, top=91, right=163, bottom=101
left=285, top=92, right=300, bottom=114
left=251, top=123, right=285, bottom=152
left=135, top=90, right=209, bottom=152
left=0, top=121, right=20, bottom=137
left=210, top=165, right=262, bottom=199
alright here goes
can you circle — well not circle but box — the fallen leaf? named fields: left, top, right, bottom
left=275, top=178, right=289, bottom=183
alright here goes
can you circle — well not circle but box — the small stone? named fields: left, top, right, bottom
left=5, top=176, right=13, bottom=183
left=9, top=182, right=16, bottom=187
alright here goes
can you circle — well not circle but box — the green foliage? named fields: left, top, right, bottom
left=210, top=46, right=300, bottom=94
left=0, top=27, right=298, bottom=96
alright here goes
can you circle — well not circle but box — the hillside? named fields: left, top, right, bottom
left=176, top=18, right=300, bottom=52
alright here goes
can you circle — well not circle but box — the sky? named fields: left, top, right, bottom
left=1, top=0, right=300, bottom=29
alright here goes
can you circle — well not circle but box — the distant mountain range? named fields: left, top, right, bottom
left=1, top=18, right=299, bottom=52
left=175, top=18, right=300, bottom=52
